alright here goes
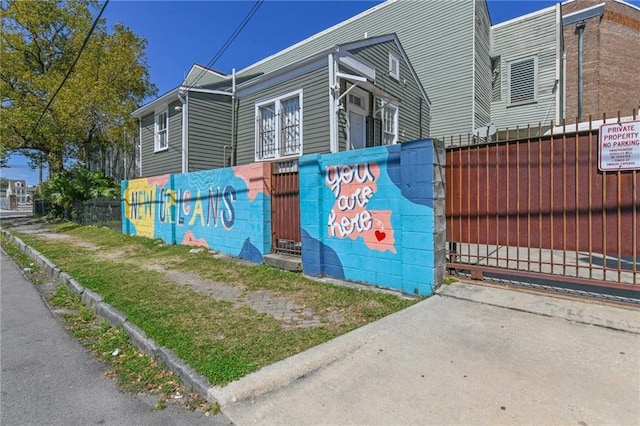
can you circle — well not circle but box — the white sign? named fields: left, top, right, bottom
left=599, top=120, right=640, bottom=171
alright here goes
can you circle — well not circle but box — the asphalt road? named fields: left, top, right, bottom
left=0, top=250, right=232, bottom=426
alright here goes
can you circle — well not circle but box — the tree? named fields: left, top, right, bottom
left=0, top=0, right=156, bottom=175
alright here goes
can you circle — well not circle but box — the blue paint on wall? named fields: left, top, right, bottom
left=299, top=139, right=438, bottom=296
left=301, top=228, right=345, bottom=279
left=121, top=164, right=271, bottom=264
left=386, top=140, right=434, bottom=208
left=238, top=238, right=263, bottom=263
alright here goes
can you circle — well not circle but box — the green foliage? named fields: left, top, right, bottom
left=0, top=0, right=156, bottom=173
left=40, top=165, right=119, bottom=218
left=48, top=285, right=212, bottom=411
left=14, top=224, right=418, bottom=386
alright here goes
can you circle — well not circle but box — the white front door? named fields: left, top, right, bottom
left=349, top=110, right=366, bottom=150
left=346, top=86, right=369, bottom=151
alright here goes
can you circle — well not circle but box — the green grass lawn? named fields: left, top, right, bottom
left=3, top=223, right=418, bottom=386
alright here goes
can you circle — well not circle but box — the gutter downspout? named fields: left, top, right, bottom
left=230, top=68, right=237, bottom=166
left=562, top=51, right=567, bottom=123
left=178, top=91, right=188, bottom=173
left=138, top=118, right=143, bottom=177
left=328, top=52, right=338, bottom=153
left=471, top=0, right=476, bottom=132
left=575, top=20, right=586, bottom=121
left=555, top=3, right=563, bottom=124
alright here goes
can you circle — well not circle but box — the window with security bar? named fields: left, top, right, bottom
left=508, top=56, right=537, bottom=105
left=256, top=90, right=302, bottom=160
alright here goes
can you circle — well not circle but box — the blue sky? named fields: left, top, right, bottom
left=3, top=0, right=637, bottom=185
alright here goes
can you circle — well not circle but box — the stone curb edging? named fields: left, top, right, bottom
left=0, top=229, right=215, bottom=404
left=1, top=227, right=377, bottom=411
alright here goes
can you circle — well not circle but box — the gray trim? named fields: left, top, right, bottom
left=236, top=57, right=326, bottom=98
left=132, top=88, right=179, bottom=118
left=562, top=4, right=605, bottom=25
left=185, top=87, right=232, bottom=96
left=132, top=87, right=230, bottom=119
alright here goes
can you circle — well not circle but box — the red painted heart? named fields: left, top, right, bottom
left=375, top=230, right=386, bottom=241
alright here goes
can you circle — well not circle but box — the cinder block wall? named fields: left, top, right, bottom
left=121, top=163, right=271, bottom=263
left=300, top=139, right=446, bottom=296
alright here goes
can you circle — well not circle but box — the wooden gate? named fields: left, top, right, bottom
left=271, top=160, right=301, bottom=256
left=445, top=115, right=638, bottom=293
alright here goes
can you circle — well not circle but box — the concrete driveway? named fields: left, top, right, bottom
left=220, top=283, right=639, bottom=425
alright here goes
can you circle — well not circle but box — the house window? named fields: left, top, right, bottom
left=375, top=98, right=399, bottom=145
left=508, top=56, right=537, bottom=105
left=154, top=110, right=168, bottom=151
left=256, top=90, right=303, bottom=160
left=389, top=52, right=400, bottom=80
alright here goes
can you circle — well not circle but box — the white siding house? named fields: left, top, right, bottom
left=490, top=4, right=564, bottom=130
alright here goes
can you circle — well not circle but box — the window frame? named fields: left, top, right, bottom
left=154, top=109, right=169, bottom=152
left=491, top=55, right=501, bottom=102
left=375, top=97, right=399, bottom=146
left=254, top=89, right=303, bottom=161
left=388, top=52, right=400, bottom=81
left=507, top=56, right=538, bottom=106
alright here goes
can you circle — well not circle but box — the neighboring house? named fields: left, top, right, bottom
left=6, top=179, right=28, bottom=204
left=134, top=34, right=430, bottom=175
left=561, top=0, right=640, bottom=121
left=489, top=0, right=640, bottom=134
left=25, top=185, right=38, bottom=203
left=490, top=4, right=564, bottom=131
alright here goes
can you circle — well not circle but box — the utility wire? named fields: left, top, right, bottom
left=30, top=0, right=110, bottom=137
left=185, top=0, right=263, bottom=90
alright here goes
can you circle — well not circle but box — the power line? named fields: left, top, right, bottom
left=30, top=0, right=110, bottom=137
left=185, top=0, right=264, bottom=90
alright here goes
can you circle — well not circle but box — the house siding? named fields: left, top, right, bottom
left=490, top=7, right=559, bottom=129
left=238, top=0, right=481, bottom=138
left=187, top=92, right=232, bottom=171
left=346, top=40, right=429, bottom=141
left=139, top=102, right=182, bottom=177
left=235, top=66, right=330, bottom=165
left=474, top=1, right=492, bottom=131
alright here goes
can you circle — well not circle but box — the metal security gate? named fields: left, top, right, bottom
left=271, top=160, right=301, bottom=256
left=445, top=114, right=638, bottom=294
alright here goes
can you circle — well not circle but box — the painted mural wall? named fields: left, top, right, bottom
left=299, top=139, right=445, bottom=296
left=121, top=163, right=271, bottom=263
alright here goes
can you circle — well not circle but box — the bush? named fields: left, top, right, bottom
left=40, top=166, right=120, bottom=220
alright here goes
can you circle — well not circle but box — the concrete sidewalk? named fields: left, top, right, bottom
left=220, top=282, right=639, bottom=425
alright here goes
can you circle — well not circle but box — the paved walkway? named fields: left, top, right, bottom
left=220, top=284, right=640, bottom=425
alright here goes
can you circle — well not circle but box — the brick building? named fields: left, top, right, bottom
left=562, top=0, right=640, bottom=121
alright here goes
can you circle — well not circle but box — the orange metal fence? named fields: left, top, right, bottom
left=445, top=113, right=638, bottom=291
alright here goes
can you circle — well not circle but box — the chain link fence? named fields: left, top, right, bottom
left=33, top=198, right=121, bottom=230
left=77, top=198, right=121, bottom=230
